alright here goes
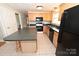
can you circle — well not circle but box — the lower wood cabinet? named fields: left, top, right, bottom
left=16, top=41, right=37, bottom=53
left=53, top=31, right=59, bottom=48
left=43, top=26, right=59, bottom=48
left=43, top=26, right=49, bottom=36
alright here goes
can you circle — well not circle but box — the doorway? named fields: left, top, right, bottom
left=0, top=23, right=3, bottom=40
left=15, top=13, right=21, bottom=30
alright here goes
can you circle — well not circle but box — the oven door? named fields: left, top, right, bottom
left=36, top=26, right=43, bottom=31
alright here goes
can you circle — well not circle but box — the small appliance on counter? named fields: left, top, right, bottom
left=36, top=17, right=43, bottom=31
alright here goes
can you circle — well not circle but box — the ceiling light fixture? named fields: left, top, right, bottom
left=36, top=6, right=43, bottom=10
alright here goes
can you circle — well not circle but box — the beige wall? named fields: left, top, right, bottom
left=0, top=4, right=26, bottom=37
left=28, top=11, right=52, bottom=22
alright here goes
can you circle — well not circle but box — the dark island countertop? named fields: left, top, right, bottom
left=3, top=27, right=37, bottom=41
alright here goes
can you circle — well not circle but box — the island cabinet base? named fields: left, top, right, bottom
left=16, top=41, right=37, bottom=53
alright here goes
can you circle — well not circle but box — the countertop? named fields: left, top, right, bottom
left=4, top=27, right=37, bottom=41
left=28, top=21, right=60, bottom=33
left=28, top=21, right=51, bottom=26
left=48, top=24, right=60, bottom=32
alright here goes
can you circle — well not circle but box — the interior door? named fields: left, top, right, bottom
left=0, top=23, right=3, bottom=40
left=15, top=13, right=21, bottom=30
left=0, top=13, right=3, bottom=40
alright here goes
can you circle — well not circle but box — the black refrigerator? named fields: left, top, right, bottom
left=56, top=5, right=79, bottom=56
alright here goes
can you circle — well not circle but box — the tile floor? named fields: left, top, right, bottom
left=0, top=32, right=56, bottom=56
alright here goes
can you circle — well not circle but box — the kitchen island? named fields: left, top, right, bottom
left=4, top=27, right=37, bottom=53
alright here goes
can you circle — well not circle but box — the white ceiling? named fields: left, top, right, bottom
left=5, top=3, right=61, bottom=14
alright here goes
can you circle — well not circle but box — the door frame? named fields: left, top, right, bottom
left=15, top=13, right=22, bottom=30
left=0, top=22, right=3, bottom=40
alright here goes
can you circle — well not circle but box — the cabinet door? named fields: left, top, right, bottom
left=53, top=31, right=58, bottom=48
left=47, top=27, right=49, bottom=36
left=43, top=26, right=47, bottom=33
left=43, top=26, right=49, bottom=36
left=21, top=41, right=37, bottom=53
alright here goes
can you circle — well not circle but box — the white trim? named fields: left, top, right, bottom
left=15, top=12, right=23, bottom=29
left=19, top=13, right=23, bottom=29
left=28, top=11, right=52, bottom=13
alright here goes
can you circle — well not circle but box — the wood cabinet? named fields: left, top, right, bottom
left=16, top=41, right=37, bottom=53
left=21, top=41, right=37, bottom=53
left=28, top=11, right=52, bottom=21
left=43, top=26, right=49, bottom=36
left=53, top=31, right=59, bottom=48
left=43, top=26, right=59, bottom=48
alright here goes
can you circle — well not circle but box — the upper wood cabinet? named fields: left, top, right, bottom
left=28, top=11, right=52, bottom=21
left=59, top=3, right=79, bottom=21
